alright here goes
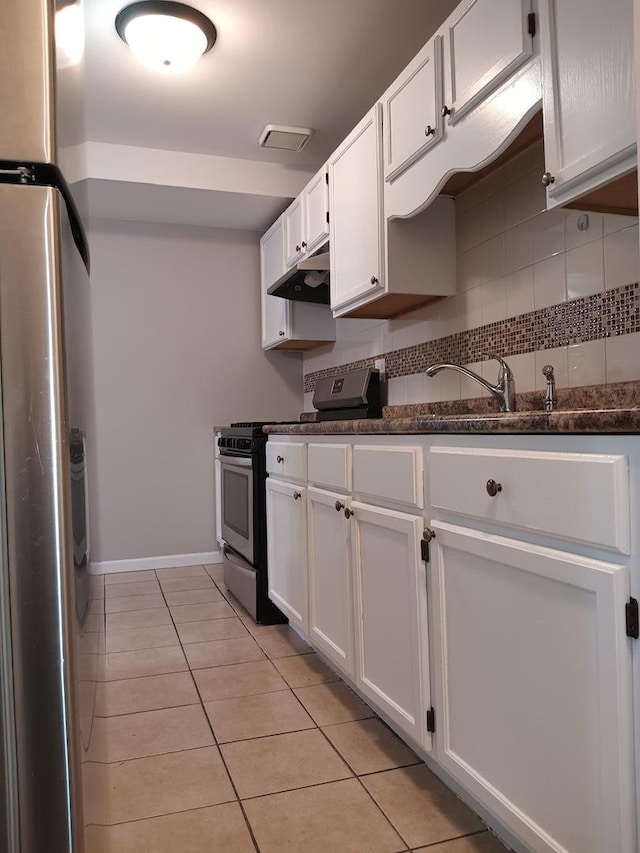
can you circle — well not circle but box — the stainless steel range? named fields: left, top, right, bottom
left=218, top=422, right=291, bottom=624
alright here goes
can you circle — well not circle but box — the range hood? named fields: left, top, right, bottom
left=267, top=250, right=330, bottom=304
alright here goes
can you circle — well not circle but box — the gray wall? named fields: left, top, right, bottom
left=87, top=219, right=302, bottom=564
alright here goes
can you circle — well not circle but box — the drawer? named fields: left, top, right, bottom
left=353, top=445, right=424, bottom=508
left=308, top=443, right=352, bottom=491
left=266, top=440, right=307, bottom=481
left=429, top=446, right=630, bottom=553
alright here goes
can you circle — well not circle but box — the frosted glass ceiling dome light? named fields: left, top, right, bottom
left=115, top=1, right=217, bottom=73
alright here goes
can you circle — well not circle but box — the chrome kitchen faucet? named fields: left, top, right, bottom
left=425, top=352, right=516, bottom=412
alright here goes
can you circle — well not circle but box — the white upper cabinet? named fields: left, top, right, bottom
left=538, top=0, right=636, bottom=208
left=443, top=0, right=533, bottom=124
left=284, top=195, right=305, bottom=267
left=260, top=216, right=290, bottom=349
left=302, top=167, right=330, bottom=255
left=285, top=166, right=329, bottom=267
left=328, top=104, right=385, bottom=315
left=383, top=0, right=539, bottom=220
left=260, top=203, right=335, bottom=352
left=384, top=36, right=444, bottom=183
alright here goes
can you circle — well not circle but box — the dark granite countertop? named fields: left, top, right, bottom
left=263, top=382, right=640, bottom=436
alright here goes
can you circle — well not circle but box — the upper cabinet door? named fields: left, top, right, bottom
left=260, top=217, right=290, bottom=349
left=284, top=196, right=305, bottom=267
left=383, top=36, right=444, bottom=183
left=303, top=167, right=330, bottom=255
left=538, top=0, right=636, bottom=207
left=328, top=104, right=384, bottom=314
left=444, top=0, right=533, bottom=125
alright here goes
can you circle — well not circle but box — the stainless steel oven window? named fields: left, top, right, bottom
left=223, top=468, right=250, bottom=539
left=220, top=458, right=254, bottom=563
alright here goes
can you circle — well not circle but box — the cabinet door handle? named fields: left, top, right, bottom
left=279, top=331, right=285, bottom=336
left=541, top=172, right=555, bottom=187
left=335, top=500, right=345, bottom=512
left=441, top=105, right=451, bottom=117
left=296, top=244, right=301, bottom=252
left=425, top=125, right=435, bottom=137
left=370, top=275, right=378, bottom=285
left=301, top=241, right=307, bottom=249
left=344, top=507, right=354, bottom=519
left=276, top=455, right=284, bottom=463
left=293, top=490, right=302, bottom=500
left=486, top=479, right=502, bottom=497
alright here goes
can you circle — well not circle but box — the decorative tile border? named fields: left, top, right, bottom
left=303, top=283, right=640, bottom=393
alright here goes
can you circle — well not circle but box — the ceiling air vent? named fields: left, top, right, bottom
left=259, top=124, right=313, bottom=152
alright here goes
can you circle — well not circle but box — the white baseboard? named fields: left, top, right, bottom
left=89, top=550, right=223, bottom=575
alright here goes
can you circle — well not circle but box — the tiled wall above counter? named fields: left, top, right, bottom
left=302, top=141, right=640, bottom=410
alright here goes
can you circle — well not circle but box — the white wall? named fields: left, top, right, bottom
left=88, top=219, right=302, bottom=565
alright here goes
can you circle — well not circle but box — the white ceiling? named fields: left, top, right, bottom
left=84, top=0, right=459, bottom=167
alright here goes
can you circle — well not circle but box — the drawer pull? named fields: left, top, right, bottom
left=293, top=491, right=302, bottom=500
left=277, top=455, right=284, bottom=463
left=344, top=507, right=354, bottom=519
left=486, top=479, right=502, bottom=497
left=335, top=500, right=345, bottom=512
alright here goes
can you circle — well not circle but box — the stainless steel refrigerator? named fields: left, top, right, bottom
left=0, top=1, right=98, bottom=851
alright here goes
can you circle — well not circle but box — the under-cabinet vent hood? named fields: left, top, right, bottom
left=267, top=249, right=330, bottom=305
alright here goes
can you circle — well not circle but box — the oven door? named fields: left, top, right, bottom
left=219, top=453, right=254, bottom=565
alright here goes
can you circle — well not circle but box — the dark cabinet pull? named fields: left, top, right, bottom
left=486, top=479, right=502, bottom=497
left=335, top=500, right=345, bottom=512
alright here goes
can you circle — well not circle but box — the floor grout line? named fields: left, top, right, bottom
left=174, top=578, right=262, bottom=853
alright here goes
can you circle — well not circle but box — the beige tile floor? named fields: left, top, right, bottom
left=84, top=564, right=510, bottom=853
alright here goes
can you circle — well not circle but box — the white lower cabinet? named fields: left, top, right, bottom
left=431, top=520, right=636, bottom=853
left=266, top=434, right=639, bottom=853
left=266, top=478, right=308, bottom=632
left=351, top=500, right=431, bottom=748
left=307, top=487, right=353, bottom=675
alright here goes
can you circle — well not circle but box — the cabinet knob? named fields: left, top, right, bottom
left=296, top=244, right=301, bottom=252
left=541, top=172, right=555, bottom=187
left=344, top=507, right=354, bottom=519
left=301, top=241, right=307, bottom=249
left=276, top=455, right=284, bottom=463
left=486, top=479, right=502, bottom=497
left=370, top=276, right=378, bottom=285
left=335, top=500, right=345, bottom=512
left=441, top=105, right=451, bottom=117
left=279, top=330, right=285, bottom=336
left=293, top=490, right=302, bottom=500
left=425, top=125, right=435, bottom=137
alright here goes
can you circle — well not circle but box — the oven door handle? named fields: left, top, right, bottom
left=219, top=454, right=253, bottom=468
left=222, top=544, right=255, bottom=571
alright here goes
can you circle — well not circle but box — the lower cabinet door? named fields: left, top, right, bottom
left=351, top=501, right=430, bottom=746
left=430, top=520, right=636, bottom=853
left=308, top=487, right=353, bottom=676
left=266, top=479, right=308, bottom=632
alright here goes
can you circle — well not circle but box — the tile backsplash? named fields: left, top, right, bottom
left=302, top=141, right=640, bottom=410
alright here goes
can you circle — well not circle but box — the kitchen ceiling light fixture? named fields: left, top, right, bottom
left=115, top=1, right=217, bottom=73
